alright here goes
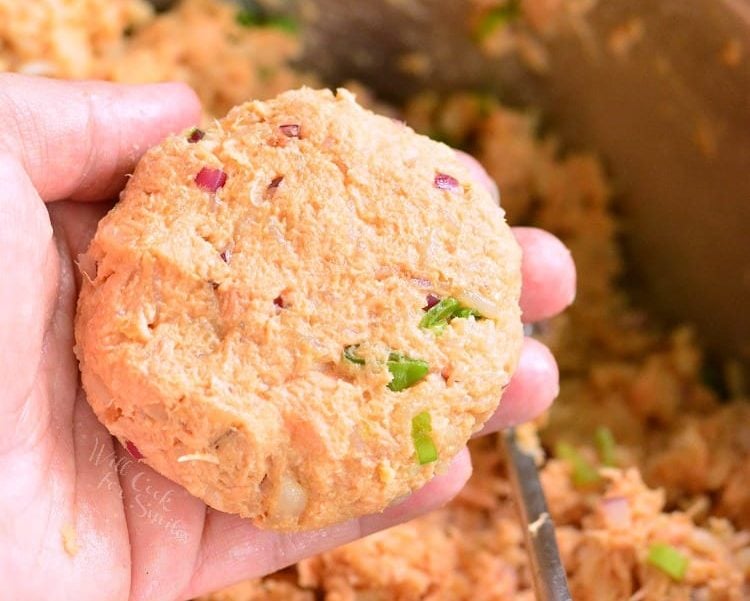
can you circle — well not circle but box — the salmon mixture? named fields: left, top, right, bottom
left=2, top=0, right=748, bottom=598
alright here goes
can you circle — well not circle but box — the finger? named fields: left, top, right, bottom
left=452, top=153, right=577, bottom=322
left=0, top=73, right=201, bottom=202
left=48, top=200, right=114, bottom=292
left=474, top=337, right=559, bottom=436
left=514, top=227, right=576, bottom=323
left=0, top=153, right=58, bottom=454
left=182, top=449, right=472, bottom=599
left=455, top=150, right=500, bottom=204
left=115, top=448, right=207, bottom=601
left=58, top=395, right=132, bottom=601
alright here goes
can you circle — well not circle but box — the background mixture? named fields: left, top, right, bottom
left=1, top=0, right=747, bottom=598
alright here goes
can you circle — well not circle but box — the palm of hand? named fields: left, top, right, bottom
left=1, top=142, right=208, bottom=599
left=0, top=75, right=573, bottom=601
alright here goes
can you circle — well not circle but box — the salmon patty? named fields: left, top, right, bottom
left=74, top=88, right=523, bottom=530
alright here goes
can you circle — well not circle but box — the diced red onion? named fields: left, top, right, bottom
left=125, top=440, right=143, bottom=460
left=411, top=277, right=432, bottom=289
left=600, top=496, right=631, bottom=528
left=423, top=294, right=441, bottom=311
left=187, top=128, right=205, bottom=143
left=195, top=167, right=227, bottom=192
left=220, top=248, right=232, bottom=263
left=273, top=295, right=285, bottom=308
left=279, top=124, right=300, bottom=138
left=266, top=176, right=284, bottom=198
left=434, top=172, right=460, bottom=191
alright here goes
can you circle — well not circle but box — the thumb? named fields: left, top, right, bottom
left=0, top=74, right=202, bottom=202
left=0, top=153, right=58, bottom=454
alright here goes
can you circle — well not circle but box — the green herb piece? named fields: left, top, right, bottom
left=454, top=306, right=481, bottom=319
left=475, top=0, right=522, bottom=41
left=555, top=442, right=600, bottom=486
left=343, top=345, right=365, bottom=365
left=236, top=8, right=298, bottom=32
left=387, top=352, right=429, bottom=392
left=343, top=346, right=428, bottom=391
left=411, top=411, right=438, bottom=464
left=647, top=543, right=689, bottom=581
left=595, top=426, right=617, bottom=467
left=419, top=296, right=482, bottom=333
left=267, top=15, right=298, bottom=33
left=236, top=9, right=260, bottom=27
left=420, top=297, right=460, bottom=332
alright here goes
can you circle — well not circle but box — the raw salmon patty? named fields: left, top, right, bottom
left=74, top=88, right=522, bottom=530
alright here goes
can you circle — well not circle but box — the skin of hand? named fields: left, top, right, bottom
left=0, top=74, right=575, bottom=601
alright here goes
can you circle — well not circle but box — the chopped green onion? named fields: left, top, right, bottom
left=343, top=346, right=428, bottom=391
left=647, top=543, right=689, bottom=581
left=342, top=345, right=365, bottom=365
left=454, top=306, right=481, bottom=319
left=236, top=8, right=298, bottom=32
left=387, top=352, right=429, bottom=392
left=411, top=411, right=438, bottom=464
left=555, top=442, right=600, bottom=486
left=475, top=0, right=522, bottom=41
left=419, top=296, right=482, bottom=333
left=595, top=426, right=617, bottom=467
left=266, top=15, right=298, bottom=33
left=412, top=411, right=431, bottom=433
left=236, top=9, right=260, bottom=27
left=420, top=297, right=460, bottom=332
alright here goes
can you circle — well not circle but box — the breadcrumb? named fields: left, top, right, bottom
left=61, top=523, right=78, bottom=557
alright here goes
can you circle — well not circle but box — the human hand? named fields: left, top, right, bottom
left=0, top=74, right=574, bottom=600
